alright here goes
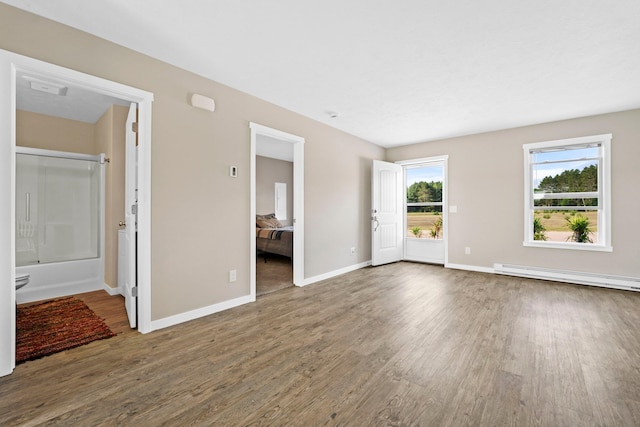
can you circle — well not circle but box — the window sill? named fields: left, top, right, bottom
left=523, top=241, right=613, bottom=252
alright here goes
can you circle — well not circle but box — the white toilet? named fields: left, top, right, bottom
left=16, top=272, right=30, bottom=290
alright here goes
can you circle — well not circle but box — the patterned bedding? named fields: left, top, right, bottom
left=256, top=226, right=293, bottom=258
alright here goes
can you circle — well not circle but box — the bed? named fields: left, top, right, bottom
left=256, top=214, right=293, bottom=259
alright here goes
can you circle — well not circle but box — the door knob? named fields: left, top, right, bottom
left=119, top=221, right=126, bottom=228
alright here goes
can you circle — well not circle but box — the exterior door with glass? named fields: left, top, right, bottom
left=403, top=159, right=447, bottom=264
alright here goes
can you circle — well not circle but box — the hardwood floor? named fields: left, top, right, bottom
left=74, top=291, right=136, bottom=337
left=256, top=254, right=294, bottom=296
left=2, top=262, right=640, bottom=426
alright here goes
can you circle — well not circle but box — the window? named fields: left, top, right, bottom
left=274, top=182, right=287, bottom=221
left=523, top=134, right=612, bottom=251
left=405, top=163, right=444, bottom=240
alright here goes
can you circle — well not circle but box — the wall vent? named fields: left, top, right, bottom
left=494, top=263, right=640, bottom=292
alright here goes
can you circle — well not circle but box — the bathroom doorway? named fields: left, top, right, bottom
left=0, top=50, right=154, bottom=376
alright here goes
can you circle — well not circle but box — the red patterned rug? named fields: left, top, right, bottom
left=16, top=296, right=116, bottom=364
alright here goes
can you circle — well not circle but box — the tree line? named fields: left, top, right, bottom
left=407, top=180, right=442, bottom=212
left=535, top=164, right=597, bottom=207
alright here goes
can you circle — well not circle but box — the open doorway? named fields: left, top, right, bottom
left=1, top=50, right=153, bottom=376
left=400, top=157, right=448, bottom=264
left=14, top=75, right=132, bottom=304
left=249, top=123, right=304, bottom=299
left=371, top=156, right=448, bottom=267
left=255, top=143, right=294, bottom=295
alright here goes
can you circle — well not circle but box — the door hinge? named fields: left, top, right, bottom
left=131, top=122, right=138, bottom=133
left=131, top=204, right=138, bottom=215
left=131, top=286, right=138, bottom=297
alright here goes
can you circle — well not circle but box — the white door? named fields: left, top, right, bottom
left=371, top=160, right=403, bottom=266
left=123, top=103, right=137, bottom=328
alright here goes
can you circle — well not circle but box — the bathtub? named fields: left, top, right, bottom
left=15, top=258, right=104, bottom=304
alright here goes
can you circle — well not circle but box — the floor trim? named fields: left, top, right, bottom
left=150, top=295, right=253, bottom=332
left=301, top=260, right=372, bottom=287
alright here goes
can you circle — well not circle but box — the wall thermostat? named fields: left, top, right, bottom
left=230, top=166, right=238, bottom=177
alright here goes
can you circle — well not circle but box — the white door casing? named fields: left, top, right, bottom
left=371, top=160, right=403, bottom=266
left=124, top=103, right=137, bottom=328
left=1, top=49, right=154, bottom=376
left=249, top=122, right=305, bottom=297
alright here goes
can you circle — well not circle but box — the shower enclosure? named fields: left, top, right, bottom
left=15, top=147, right=105, bottom=303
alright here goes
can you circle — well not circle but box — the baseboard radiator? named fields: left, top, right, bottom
left=493, top=263, right=640, bottom=292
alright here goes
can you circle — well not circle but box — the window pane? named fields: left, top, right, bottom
left=533, top=210, right=598, bottom=244
left=531, top=145, right=598, bottom=163
left=406, top=165, right=443, bottom=203
left=407, top=205, right=443, bottom=239
left=533, top=198, right=598, bottom=208
left=533, top=160, right=598, bottom=194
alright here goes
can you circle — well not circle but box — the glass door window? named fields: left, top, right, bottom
left=405, top=164, right=444, bottom=240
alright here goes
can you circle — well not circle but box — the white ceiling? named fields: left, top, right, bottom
left=256, top=135, right=293, bottom=162
left=4, top=0, right=640, bottom=147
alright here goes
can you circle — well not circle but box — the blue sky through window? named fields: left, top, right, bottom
left=531, top=146, right=598, bottom=188
left=406, top=165, right=443, bottom=188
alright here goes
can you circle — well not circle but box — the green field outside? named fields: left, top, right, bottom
left=407, top=211, right=598, bottom=241
left=535, top=210, right=598, bottom=232
left=406, top=212, right=442, bottom=239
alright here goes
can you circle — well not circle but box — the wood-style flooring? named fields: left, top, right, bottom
left=256, top=253, right=294, bottom=296
left=2, top=262, right=640, bottom=426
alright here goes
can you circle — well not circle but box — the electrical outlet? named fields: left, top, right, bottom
left=229, top=270, right=237, bottom=282
left=350, top=247, right=356, bottom=255
left=465, top=247, right=471, bottom=255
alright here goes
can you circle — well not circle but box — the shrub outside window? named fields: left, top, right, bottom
left=523, top=134, right=612, bottom=251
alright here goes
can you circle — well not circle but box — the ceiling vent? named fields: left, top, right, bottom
left=23, top=76, right=68, bottom=96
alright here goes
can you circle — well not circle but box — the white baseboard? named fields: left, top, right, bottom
left=16, top=281, right=102, bottom=304
left=150, top=294, right=253, bottom=332
left=494, top=263, right=640, bottom=292
left=103, top=283, right=120, bottom=296
left=301, top=260, right=372, bottom=287
left=445, top=263, right=495, bottom=274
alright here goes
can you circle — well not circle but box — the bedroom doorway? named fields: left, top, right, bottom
left=249, top=123, right=305, bottom=299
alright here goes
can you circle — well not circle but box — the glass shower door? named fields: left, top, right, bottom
left=15, top=154, right=40, bottom=266
left=16, top=152, right=101, bottom=266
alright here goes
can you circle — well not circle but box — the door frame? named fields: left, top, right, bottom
left=396, top=155, right=449, bottom=265
left=0, top=50, right=154, bottom=376
left=249, top=122, right=304, bottom=299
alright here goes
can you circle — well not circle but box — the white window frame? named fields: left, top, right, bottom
left=523, top=133, right=612, bottom=252
left=274, top=182, right=287, bottom=221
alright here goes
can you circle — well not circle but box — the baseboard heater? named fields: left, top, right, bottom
left=493, top=263, right=640, bottom=292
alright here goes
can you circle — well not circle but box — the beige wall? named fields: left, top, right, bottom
left=16, top=110, right=95, bottom=153
left=386, top=109, right=640, bottom=277
left=95, top=105, right=127, bottom=289
left=0, top=4, right=386, bottom=320
left=256, top=156, right=293, bottom=226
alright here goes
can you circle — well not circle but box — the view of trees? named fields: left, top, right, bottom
left=533, top=164, right=598, bottom=243
left=535, top=165, right=597, bottom=206
left=406, top=180, right=442, bottom=212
